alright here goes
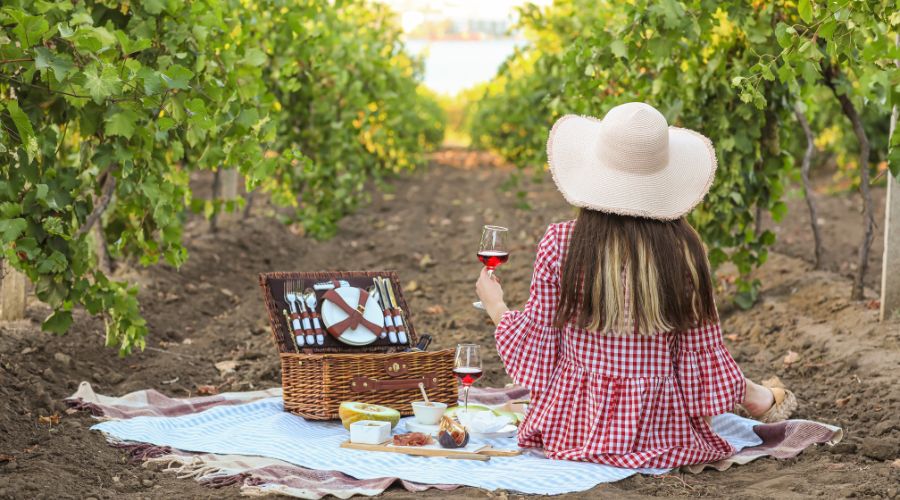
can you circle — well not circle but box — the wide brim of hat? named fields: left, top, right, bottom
left=546, top=114, right=717, bottom=220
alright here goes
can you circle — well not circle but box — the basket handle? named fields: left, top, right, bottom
left=350, top=374, right=439, bottom=393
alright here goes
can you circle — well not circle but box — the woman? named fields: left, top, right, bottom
left=475, top=102, right=796, bottom=468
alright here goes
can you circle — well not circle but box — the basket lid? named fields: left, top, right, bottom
left=258, top=270, right=418, bottom=354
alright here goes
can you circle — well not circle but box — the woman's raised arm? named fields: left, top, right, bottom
left=490, top=225, right=562, bottom=395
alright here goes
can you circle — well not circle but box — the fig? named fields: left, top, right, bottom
left=437, top=415, right=469, bottom=449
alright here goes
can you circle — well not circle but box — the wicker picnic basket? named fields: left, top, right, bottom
left=259, top=270, right=457, bottom=420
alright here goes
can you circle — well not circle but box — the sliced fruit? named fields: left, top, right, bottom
left=444, top=404, right=492, bottom=419
left=338, top=402, right=401, bottom=430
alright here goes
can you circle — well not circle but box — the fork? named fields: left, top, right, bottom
left=304, top=287, right=325, bottom=345
left=284, top=281, right=305, bottom=347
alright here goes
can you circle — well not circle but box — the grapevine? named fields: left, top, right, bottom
left=0, top=0, right=443, bottom=354
left=467, top=0, right=897, bottom=305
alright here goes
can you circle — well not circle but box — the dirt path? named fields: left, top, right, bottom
left=1, top=149, right=898, bottom=499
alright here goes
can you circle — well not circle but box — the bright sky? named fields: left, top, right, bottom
left=375, top=0, right=554, bottom=94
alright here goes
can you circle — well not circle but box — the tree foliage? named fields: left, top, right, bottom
left=467, top=0, right=897, bottom=305
left=0, top=0, right=443, bottom=354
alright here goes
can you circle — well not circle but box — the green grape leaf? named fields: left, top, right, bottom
left=236, top=108, right=259, bottom=129
left=36, top=250, right=67, bottom=273
left=34, top=47, right=74, bottom=81
left=105, top=107, right=140, bottom=139
left=115, top=30, right=152, bottom=55
left=33, top=1, right=73, bottom=14
left=137, top=67, right=164, bottom=95
left=5, top=101, right=39, bottom=161
left=888, top=148, right=900, bottom=177
left=0, top=217, right=28, bottom=242
left=733, top=291, right=756, bottom=310
left=70, top=12, right=93, bottom=25
left=3, top=8, right=50, bottom=47
left=241, top=48, right=267, bottom=66
left=71, top=25, right=117, bottom=53
left=83, top=65, right=122, bottom=103
left=771, top=201, right=788, bottom=222
left=142, top=0, right=166, bottom=14
left=774, top=23, right=791, bottom=48
left=161, top=65, right=194, bottom=90
left=610, top=40, right=628, bottom=59
left=57, top=22, right=74, bottom=38
left=157, top=116, right=176, bottom=132
left=798, top=0, right=813, bottom=24
left=42, top=310, right=73, bottom=335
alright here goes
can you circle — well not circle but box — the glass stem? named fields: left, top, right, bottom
left=464, top=385, right=470, bottom=411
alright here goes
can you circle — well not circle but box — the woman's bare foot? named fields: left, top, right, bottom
left=742, top=379, right=775, bottom=417
left=740, top=377, right=798, bottom=422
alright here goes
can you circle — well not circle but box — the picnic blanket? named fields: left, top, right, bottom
left=67, top=382, right=843, bottom=498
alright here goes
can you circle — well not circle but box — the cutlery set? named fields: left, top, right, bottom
left=372, top=276, right=408, bottom=345
left=283, top=280, right=325, bottom=347
left=282, top=276, right=412, bottom=350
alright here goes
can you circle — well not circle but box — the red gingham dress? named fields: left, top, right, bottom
left=495, top=220, right=747, bottom=468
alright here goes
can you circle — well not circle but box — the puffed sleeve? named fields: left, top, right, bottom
left=675, top=322, right=747, bottom=416
left=494, top=224, right=561, bottom=395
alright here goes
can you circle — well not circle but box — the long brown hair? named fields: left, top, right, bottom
left=554, top=209, right=717, bottom=334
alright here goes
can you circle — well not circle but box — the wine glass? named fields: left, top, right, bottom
left=473, top=225, right=509, bottom=309
left=454, top=344, right=482, bottom=413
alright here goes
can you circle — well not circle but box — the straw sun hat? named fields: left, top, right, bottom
left=547, top=102, right=717, bottom=220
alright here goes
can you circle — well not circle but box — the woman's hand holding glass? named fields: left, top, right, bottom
left=476, top=267, right=508, bottom=325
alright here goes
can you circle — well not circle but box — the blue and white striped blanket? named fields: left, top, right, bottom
left=92, top=397, right=763, bottom=495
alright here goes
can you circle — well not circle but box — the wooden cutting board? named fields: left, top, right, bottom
left=340, top=441, right=522, bottom=461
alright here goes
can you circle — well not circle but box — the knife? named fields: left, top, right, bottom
left=313, top=280, right=350, bottom=291
left=404, top=333, right=431, bottom=352
left=367, top=284, right=389, bottom=339
left=285, top=293, right=305, bottom=347
left=376, top=278, right=398, bottom=344
left=383, top=279, right=408, bottom=345
left=283, top=309, right=301, bottom=351
left=415, top=334, right=431, bottom=351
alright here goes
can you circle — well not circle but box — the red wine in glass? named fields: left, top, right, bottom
left=453, top=367, right=484, bottom=386
left=474, top=225, right=509, bottom=310
left=455, top=344, right=482, bottom=412
left=477, top=251, right=509, bottom=269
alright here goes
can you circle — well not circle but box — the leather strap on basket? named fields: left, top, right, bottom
left=322, top=288, right=382, bottom=339
left=350, top=373, right=439, bottom=393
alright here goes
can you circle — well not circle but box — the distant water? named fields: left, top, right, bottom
left=405, top=39, right=524, bottom=95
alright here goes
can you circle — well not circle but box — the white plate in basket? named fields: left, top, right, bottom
left=320, top=286, right=384, bottom=346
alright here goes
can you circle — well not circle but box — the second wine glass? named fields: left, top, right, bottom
left=454, top=344, right=483, bottom=413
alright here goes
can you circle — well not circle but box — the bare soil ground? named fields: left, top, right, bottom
left=1, top=149, right=898, bottom=499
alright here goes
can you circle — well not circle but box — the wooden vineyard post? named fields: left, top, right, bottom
left=0, top=261, right=26, bottom=321
left=210, top=168, right=241, bottom=233
left=880, top=36, right=899, bottom=322
left=880, top=102, right=899, bottom=321
left=219, top=168, right=240, bottom=200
